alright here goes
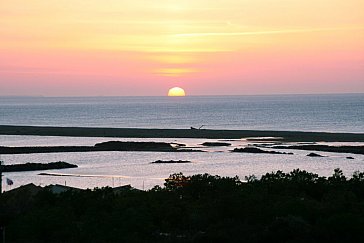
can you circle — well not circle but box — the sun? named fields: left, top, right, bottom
left=168, top=87, right=186, bottom=96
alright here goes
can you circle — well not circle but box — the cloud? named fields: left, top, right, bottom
left=174, top=27, right=364, bottom=37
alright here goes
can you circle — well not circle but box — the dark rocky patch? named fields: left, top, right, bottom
left=346, top=156, right=355, bottom=160
left=0, top=141, right=178, bottom=154
left=0, top=146, right=93, bottom=154
left=177, top=149, right=205, bottom=152
left=1, top=161, right=77, bottom=172
left=272, top=145, right=364, bottom=155
left=201, top=142, right=231, bottom=147
left=232, top=147, right=293, bottom=155
left=307, top=153, right=325, bottom=157
left=151, top=160, right=191, bottom=164
left=94, top=141, right=175, bottom=151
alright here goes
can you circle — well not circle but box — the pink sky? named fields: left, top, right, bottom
left=1, top=0, right=363, bottom=96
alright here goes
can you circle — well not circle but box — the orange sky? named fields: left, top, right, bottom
left=1, top=0, right=363, bottom=96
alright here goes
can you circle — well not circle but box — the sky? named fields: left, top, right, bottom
left=0, top=0, right=363, bottom=96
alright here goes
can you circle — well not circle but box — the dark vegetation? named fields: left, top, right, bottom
left=2, top=169, right=364, bottom=242
left=177, top=149, right=205, bottom=152
left=306, top=153, right=325, bottom=157
left=94, top=141, right=174, bottom=151
left=0, top=141, right=178, bottom=154
left=272, top=145, right=364, bottom=155
left=0, top=145, right=94, bottom=154
left=232, top=147, right=293, bottom=155
left=151, top=160, right=192, bottom=164
left=200, top=142, right=231, bottom=147
left=1, top=161, right=77, bottom=172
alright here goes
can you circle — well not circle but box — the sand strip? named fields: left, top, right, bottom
left=1, top=125, right=364, bottom=142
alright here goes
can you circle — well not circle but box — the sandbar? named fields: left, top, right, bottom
left=1, top=125, right=364, bottom=142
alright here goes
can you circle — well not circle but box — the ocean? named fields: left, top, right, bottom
left=1, top=94, right=364, bottom=190
left=1, top=94, right=363, bottom=132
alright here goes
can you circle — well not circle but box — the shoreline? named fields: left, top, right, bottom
left=1, top=125, right=364, bottom=142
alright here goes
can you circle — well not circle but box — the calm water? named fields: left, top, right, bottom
left=1, top=94, right=363, bottom=132
left=1, top=94, right=364, bottom=190
left=1, top=135, right=364, bottom=191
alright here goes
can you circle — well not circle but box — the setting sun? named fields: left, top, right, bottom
left=168, top=87, right=186, bottom=96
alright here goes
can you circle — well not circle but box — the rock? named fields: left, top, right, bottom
left=272, top=145, right=364, bottom=155
left=307, top=153, right=324, bottom=157
left=151, top=160, right=191, bottom=164
left=94, top=141, right=176, bottom=151
left=232, top=147, right=293, bottom=155
left=346, top=156, right=355, bottom=160
left=201, top=142, right=231, bottom=147
left=1, top=161, right=78, bottom=172
left=0, top=141, right=179, bottom=154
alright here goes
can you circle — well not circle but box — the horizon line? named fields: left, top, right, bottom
left=0, top=92, right=363, bottom=98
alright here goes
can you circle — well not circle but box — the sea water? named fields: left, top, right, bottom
left=1, top=94, right=364, bottom=190
left=1, top=94, right=363, bottom=132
